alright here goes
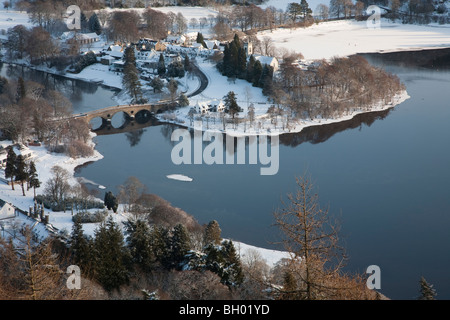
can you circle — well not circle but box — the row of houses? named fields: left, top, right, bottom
left=192, top=100, right=226, bottom=114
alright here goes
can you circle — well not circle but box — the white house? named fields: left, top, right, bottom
left=203, top=40, right=220, bottom=50
left=136, top=49, right=158, bottom=62
left=193, top=100, right=225, bottom=114
left=0, top=200, right=15, bottom=220
left=194, top=101, right=210, bottom=114
left=0, top=143, right=34, bottom=168
left=209, top=99, right=225, bottom=113
left=253, top=55, right=279, bottom=72
left=166, top=35, right=186, bottom=45
left=106, top=45, right=124, bottom=59
left=109, top=60, right=125, bottom=73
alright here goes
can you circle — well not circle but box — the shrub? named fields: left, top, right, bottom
left=72, top=209, right=108, bottom=223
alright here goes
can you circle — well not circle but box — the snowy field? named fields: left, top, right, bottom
left=258, top=19, right=450, bottom=60
left=0, top=9, right=32, bottom=32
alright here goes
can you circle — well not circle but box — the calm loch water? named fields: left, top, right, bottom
left=2, top=49, right=450, bottom=299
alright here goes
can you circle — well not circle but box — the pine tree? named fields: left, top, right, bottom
left=287, top=2, right=302, bottom=24
left=16, top=77, right=26, bottom=102
left=204, top=220, right=222, bottom=245
left=122, top=47, right=143, bottom=104
left=300, top=0, right=313, bottom=19
left=5, top=148, right=16, bottom=190
left=252, top=60, right=263, bottom=87
left=28, top=160, right=40, bottom=199
left=125, top=219, right=154, bottom=273
left=184, top=54, right=191, bottom=73
left=246, top=55, right=256, bottom=82
left=170, top=224, right=191, bottom=269
left=419, top=276, right=437, bottom=300
left=178, top=93, right=189, bottom=107
left=93, top=217, right=131, bottom=292
left=15, top=154, right=28, bottom=196
left=88, top=12, right=102, bottom=35
left=228, top=41, right=239, bottom=77
left=157, top=53, right=166, bottom=76
left=237, top=46, right=247, bottom=78
left=70, top=216, right=93, bottom=276
left=221, top=240, right=244, bottom=287
left=123, top=46, right=136, bottom=67
left=150, top=76, right=164, bottom=93
left=224, top=91, right=241, bottom=119
left=80, top=12, right=89, bottom=32
left=196, top=32, right=204, bottom=44
left=104, top=191, right=118, bottom=211
left=151, top=226, right=172, bottom=269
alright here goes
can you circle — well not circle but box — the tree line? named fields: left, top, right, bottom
left=267, top=54, right=405, bottom=124
left=218, top=34, right=274, bottom=93
left=0, top=76, right=93, bottom=157
left=4, top=148, right=40, bottom=197
left=0, top=174, right=438, bottom=299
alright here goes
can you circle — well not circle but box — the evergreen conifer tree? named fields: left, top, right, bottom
left=151, top=226, right=172, bottom=269
left=125, top=219, right=154, bottom=273
left=224, top=91, right=241, bottom=119
left=221, top=240, right=244, bottom=287
left=246, top=55, right=256, bottom=82
left=122, top=47, right=142, bottom=104
left=204, top=220, right=222, bottom=245
left=178, top=93, right=189, bottom=107
left=93, top=217, right=131, bottom=292
left=419, top=276, right=437, bottom=300
left=88, top=12, right=102, bottom=35
left=70, top=216, right=93, bottom=276
left=15, top=155, right=28, bottom=196
left=196, top=32, right=204, bottom=44
left=252, top=60, right=263, bottom=87
left=237, top=46, right=247, bottom=78
left=27, top=161, right=40, bottom=199
left=5, top=148, right=17, bottom=190
left=157, top=53, right=166, bottom=76
left=170, top=224, right=191, bottom=269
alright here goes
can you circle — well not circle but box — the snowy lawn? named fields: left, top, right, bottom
left=258, top=18, right=450, bottom=60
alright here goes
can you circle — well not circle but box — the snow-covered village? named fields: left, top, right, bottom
left=1, top=0, right=450, bottom=305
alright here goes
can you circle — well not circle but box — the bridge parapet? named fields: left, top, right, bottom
left=79, top=102, right=173, bottom=123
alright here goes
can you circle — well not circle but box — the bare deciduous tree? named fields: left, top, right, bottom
left=273, top=174, right=344, bottom=299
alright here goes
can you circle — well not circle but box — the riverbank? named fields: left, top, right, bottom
left=156, top=90, right=410, bottom=137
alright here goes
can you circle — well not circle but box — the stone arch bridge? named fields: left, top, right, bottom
left=74, top=101, right=174, bottom=125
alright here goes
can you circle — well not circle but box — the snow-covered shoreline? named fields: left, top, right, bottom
left=156, top=90, right=410, bottom=137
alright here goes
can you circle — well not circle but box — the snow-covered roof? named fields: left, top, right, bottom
left=136, top=49, right=158, bottom=61
left=254, top=55, right=277, bottom=66
left=203, top=40, right=219, bottom=50
left=60, top=31, right=99, bottom=41
left=0, top=200, right=15, bottom=220
left=108, top=45, right=124, bottom=58
left=166, top=35, right=186, bottom=43
left=0, top=144, right=33, bottom=161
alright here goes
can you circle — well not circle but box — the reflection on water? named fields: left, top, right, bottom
left=3, top=50, right=450, bottom=300
left=0, top=62, right=119, bottom=113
